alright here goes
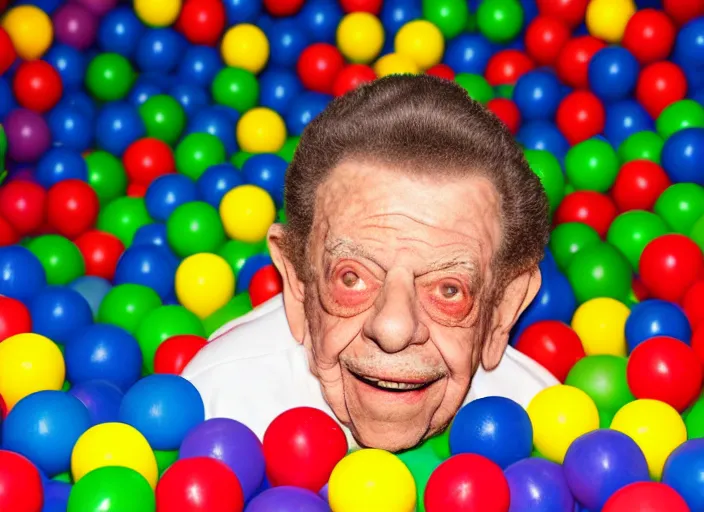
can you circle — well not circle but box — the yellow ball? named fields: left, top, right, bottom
left=72, top=422, right=159, bottom=488
left=133, top=0, right=182, bottom=27
left=1, top=5, right=53, bottom=60
left=394, top=20, right=445, bottom=71
left=527, top=384, right=600, bottom=463
left=329, top=449, right=416, bottom=512
left=221, top=24, right=270, bottom=74
left=0, top=333, right=64, bottom=410
left=176, top=253, right=236, bottom=319
left=373, top=53, right=419, bottom=78
left=586, top=0, right=636, bottom=44
left=571, top=297, right=629, bottom=356
left=610, top=399, right=686, bottom=480
left=220, top=185, right=276, bottom=243
left=236, top=107, right=287, bottom=153
left=337, top=13, right=385, bottom=64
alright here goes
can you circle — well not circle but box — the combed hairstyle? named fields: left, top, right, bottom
left=281, top=74, right=550, bottom=290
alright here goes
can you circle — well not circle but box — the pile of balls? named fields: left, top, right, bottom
left=0, top=0, right=704, bottom=510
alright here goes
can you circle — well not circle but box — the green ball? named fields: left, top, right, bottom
left=85, top=151, right=127, bottom=206
left=606, top=211, right=669, bottom=271
left=166, top=201, right=226, bottom=257
left=203, top=293, right=253, bottom=337
left=85, top=53, right=135, bottom=102
left=231, top=151, right=254, bottom=169
left=685, top=398, right=704, bottom=439
left=26, top=235, right=85, bottom=285
left=176, top=133, right=226, bottom=180
left=494, top=84, right=514, bottom=99
left=136, top=305, right=205, bottom=374
left=466, top=11, right=478, bottom=32
left=565, top=139, right=619, bottom=192
left=397, top=443, right=443, bottom=512
left=565, top=355, right=634, bottom=422
left=524, top=149, right=565, bottom=214
left=566, top=242, right=632, bottom=304
left=154, top=449, right=179, bottom=476
left=67, top=466, right=155, bottom=512
left=477, top=0, right=524, bottom=43
left=422, top=0, right=469, bottom=39
left=53, top=472, right=72, bottom=483
left=656, top=99, right=704, bottom=140
left=277, top=136, right=299, bottom=163
left=218, top=240, right=263, bottom=278
left=211, top=67, right=260, bottom=113
left=426, top=428, right=451, bottom=460
left=654, top=183, right=704, bottom=234
left=139, top=95, right=186, bottom=145
left=689, top=214, right=704, bottom=252
left=549, top=222, right=601, bottom=272
left=97, top=197, right=153, bottom=247
left=454, top=73, right=494, bottom=105
left=98, top=284, right=162, bottom=335
left=618, top=131, right=664, bottom=164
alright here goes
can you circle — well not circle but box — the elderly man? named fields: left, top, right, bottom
left=182, top=75, right=558, bottom=452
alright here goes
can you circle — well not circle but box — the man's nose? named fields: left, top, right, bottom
left=364, top=269, right=427, bottom=353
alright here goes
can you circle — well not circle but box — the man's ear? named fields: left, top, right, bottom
left=481, top=266, right=542, bottom=370
left=267, top=224, right=307, bottom=343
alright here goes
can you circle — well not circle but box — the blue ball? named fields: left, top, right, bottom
left=128, top=77, right=163, bottom=107
left=224, top=0, right=262, bottom=24
left=119, top=374, right=205, bottom=450
left=0, top=77, right=17, bottom=120
left=242, top=154, right=287, bottom=206
left=449, top=396, right=532, bottom=469
left=513, top=71, right=563, bottom=121
left=443, top=34, right=494, bottom=75
left=16, top=0, right=62, bottom=13
left=504, top=459, right=575, bottom=512
left=297, top=0, right=343, bottom=44
left=188, top=107, right=238, bottom=155
left=690, top=88, right=704, bottom=106
left=69, top=380, right=124, bottom=425
left=69, top=276, right=112, bottom=318
left=663, top=439, right=704, bottom=511
left=266, top=20, right=309, bottom=69
left=47, top=103, right=93, bottom=152
left=588, top=47, right=639, bottom=103
left=516, top=120, right=570, bottom=161
left=259, top=68, right=303, bottom=116
left=256, top=14, right=276, bottom=35
left=2, top=391, right=91, bottom=477
left=97, top=6, right=145, bottom=57
left=662, top=128, right=704, bottom=185
left=65, top=324, right=142, bottom=392
left=285, top=92, right=331, bottom=136
left=62, top=90, right=96, bottom=121
left=674, top=18, right=704, bottom=78
left=42, top=479, right=71, bottom=512
left=29, top=286, right=93, bottom=345
left=236, top=253, right=273, bottom=293
left=132, top=222, right=172, bottom=250
left=625, top=299, right=692, bottom=352
left=380, top=0, right=422, bottom=40
left=0, top=246, right=47, bottom=303
left=35, top=148, right=88, bottom=188
left=44, top=44, right=86, bottom=91
left=114, top=245, right=177, bottom=300
left=604, top=100, right=654, bottom=148
left=178, top=46, right=223, bottom=87
left=145, top=174, right=199, bottom=222
left=135, top=28, right=185, bottom=74
left=168, top=83, right=209, bottom=118
left=197, top=163, right=245, bottom=208
left=95, top=102, right=146, bottom=156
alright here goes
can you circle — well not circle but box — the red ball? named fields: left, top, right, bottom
left=297, top=43, right=345, bottom=95
left=554, top=190, right=617, bottom=238
left=626, top=336, right=702, bottom=412
left=0, top=215, right=19, bottom=246
left=525, top=16, right=571, bottom=66
left=426, top=63, right=455, bottom=80
left=0, top=27, right=16, bottom=76
left=249, top=265, right=283, bottom=308
left=263, top=0, right=305, bottom=16
left=556, top=90, right=605, bottom=145
left=123, top=138, right=176, bottom=186
left=263, top=406, right=348, bottom=491
left=632, top=276, right=650, bottom=302
left=485, top=50, right=534, bottom=86
left=424, top=454, right=510, bottom=512
left=556, top=36, right=606, bottom=89
left=12, top=60, right=63, bottom=113
left=154, top=334, right=208, bottom=375
left=663, top=0, right=704, bottom=26
left=536, top=0, right=588, bottom=28
left=691, top=324, right=704, bottom=368
left=156, top=457, right=244, bottom=512
left=46, top=179, right=100, bottom=239
left=177, top=0, right=226, bottom=46
left=0, top=296, right=32, bottom=342
left=682, top=280, right=704, bottom=330
left=639, top=234, right=704, bottom=303
left=0, top=180, right=46, bottom=236
left=339, top=0, right=382, bottom=14
left=602, top=482, right=689, bottom=512
left=622, top=9, right=677, bottom=65
left=332, top=64, right=376, bottom=97
left=611, top=160, right=671, bottom=212
left=74, top=230, right=125, bottom=281
left=127, top=183, right=148, bottom=198
left=487, top=98, right=521, bottom=134
left=0, top=450, right=43, bottom=512
left=636, top=61, right=688, bottom=119
left=515, top=320, right=585, bottom=382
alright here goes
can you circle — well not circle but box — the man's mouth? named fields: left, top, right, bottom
left=349, top=370, right=440, bottom=393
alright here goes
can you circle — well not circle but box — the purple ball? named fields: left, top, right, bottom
left=53, top=4, right=98, bottom=50
left=4, top=109, right=51, bottom=163
left=318, top=483, right=329, bottom=502
left=246, top=487, right=330, bottom=512
left=504, top=458, right=575, bottom=512
left=68, top=380, right=124, bottom=425
left=179, top=418, right=265, bottom=501
left=70, top=0, right=119, bottom=17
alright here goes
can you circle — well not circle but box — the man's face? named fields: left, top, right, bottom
left=272, top=162, right=538, bottom=451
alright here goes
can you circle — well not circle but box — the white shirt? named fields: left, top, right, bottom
left=182, top=294, right=558, bottom=448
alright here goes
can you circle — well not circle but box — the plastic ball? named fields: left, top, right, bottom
left=487, top=98, right=521, bottom=135
left=636, top=61, right=688, bottom=119
left=515, top=321, right=584, bottom=381
left=0, top=450, right=43, bottom=512
left=524, top=15, right=571, bottom=66
left=536, top=0, right=588, bottom=27
left=175, top=132, right=226, bottom=181
left=477, top=0, right=524, bottom=43
left=67, top=466, right=156, bottom=512
left=95, top=101, right=147, bottom=156
left=606, top=211, right=668, bottom=272
left=658, top=100, right=704, bottom=142
left=45, top=179, right=99, bottom=239
left=683, top=281, right=704, bottom=330
left=622, top=9, right=676, bottom=64
left=625, top=299, right=691, bottom=352
left=69, top=275, right=112, bottom=318
left=0, top=246, right=47, bottom=302
left=372, top=52, right=418, bottom=77
left=504, top=458, right=574, bottom=512
left=556, top=35, right=606, bottom=89
left=394, top=20, right=444, bottom=71
left=661, top=128, right=704, bottom=186
left=556, top=91, right=605, bottom=146
left=84, top=150, right=128, bottom=205
left=442, top=34, right=493, bottom=75
left=513, top=71, right=562, bottom=121
left=165, top=201, right=224, bottom=258
left=248, top=265, right=282, bottom=307
left=144, top=174, right=198, bottom=223
left=549, top=222, right=602, bottom=273
left=639, top=233, right=704, bottom=303
left=52, top=3, right=97, bottom=50
left=664, top=0, right=704, bottom=26
left=133, top=0, right=181, bottom=27
left=337, top=12, right=384, bottom=64
left=0, top=27, right=16, bottom=75
left=247, top=487, right=329, bottom=512
left=221, top=23, right=269, bottom=73
left=236, top=107, right=286, bottom=153
left=455, top=73, right=494, bottom=104
left=297, top=43, right=345, bottom=94
left=178, top=0, right=226, bottom=45
left=566, top=242, right=632, bottom=304
left=27, top=235, right=86, bottom=287
left=123, top=138, right=176, bottom=188
left=0, top=296, right=31, bottom=342
left=97, top=283, right=162, bottom=335
left=12, top=61, right=62, bottom=114
left=175, top=253, right=235, bottom=319
left=564, top=138, right=618, bottom=193
left=663, top=439, right=704, bottom=511
left=611, top=160, right=671, bottom=212
left=2, top=5, right=53, bottom=60
left=603, top=481, right=689, bottom=512
left=4, top=109, right=50, bottom=165
left=585, top=0, right=635, bottom=43
left=219, top=184, right=276, bottom=243
left=47, top=103, right=93, bottom=152
left=138, top=94, right=186, bottom=146
left=154, top=334, right=206, bottom=375
left=485, top=50, right=534, bottom=86
left=195, top=164, right=243, bottom=209
left=571, top=297, right=629, bottom=356
left=588, top=47, right=639, bottom=103
left=85, top=53, right=135, bottom=102
left=211, top=67, right=259, bottom=113
left=0, top=180, right=46, bottom=236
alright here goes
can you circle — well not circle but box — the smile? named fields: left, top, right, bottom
left=349, top=370, right=440, bottom=393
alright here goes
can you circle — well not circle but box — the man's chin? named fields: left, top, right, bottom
left=350, top=421, right=430, bottom=453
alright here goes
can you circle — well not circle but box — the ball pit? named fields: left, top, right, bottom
left=0, top=0, right=703, bottom=509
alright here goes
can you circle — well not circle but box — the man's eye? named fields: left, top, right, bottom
left=439, top=283, right=460, bottom=299
left=341, top=271, right=360, bottom=288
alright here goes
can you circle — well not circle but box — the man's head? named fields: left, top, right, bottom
left=268, top=75, right=550, bottom=451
